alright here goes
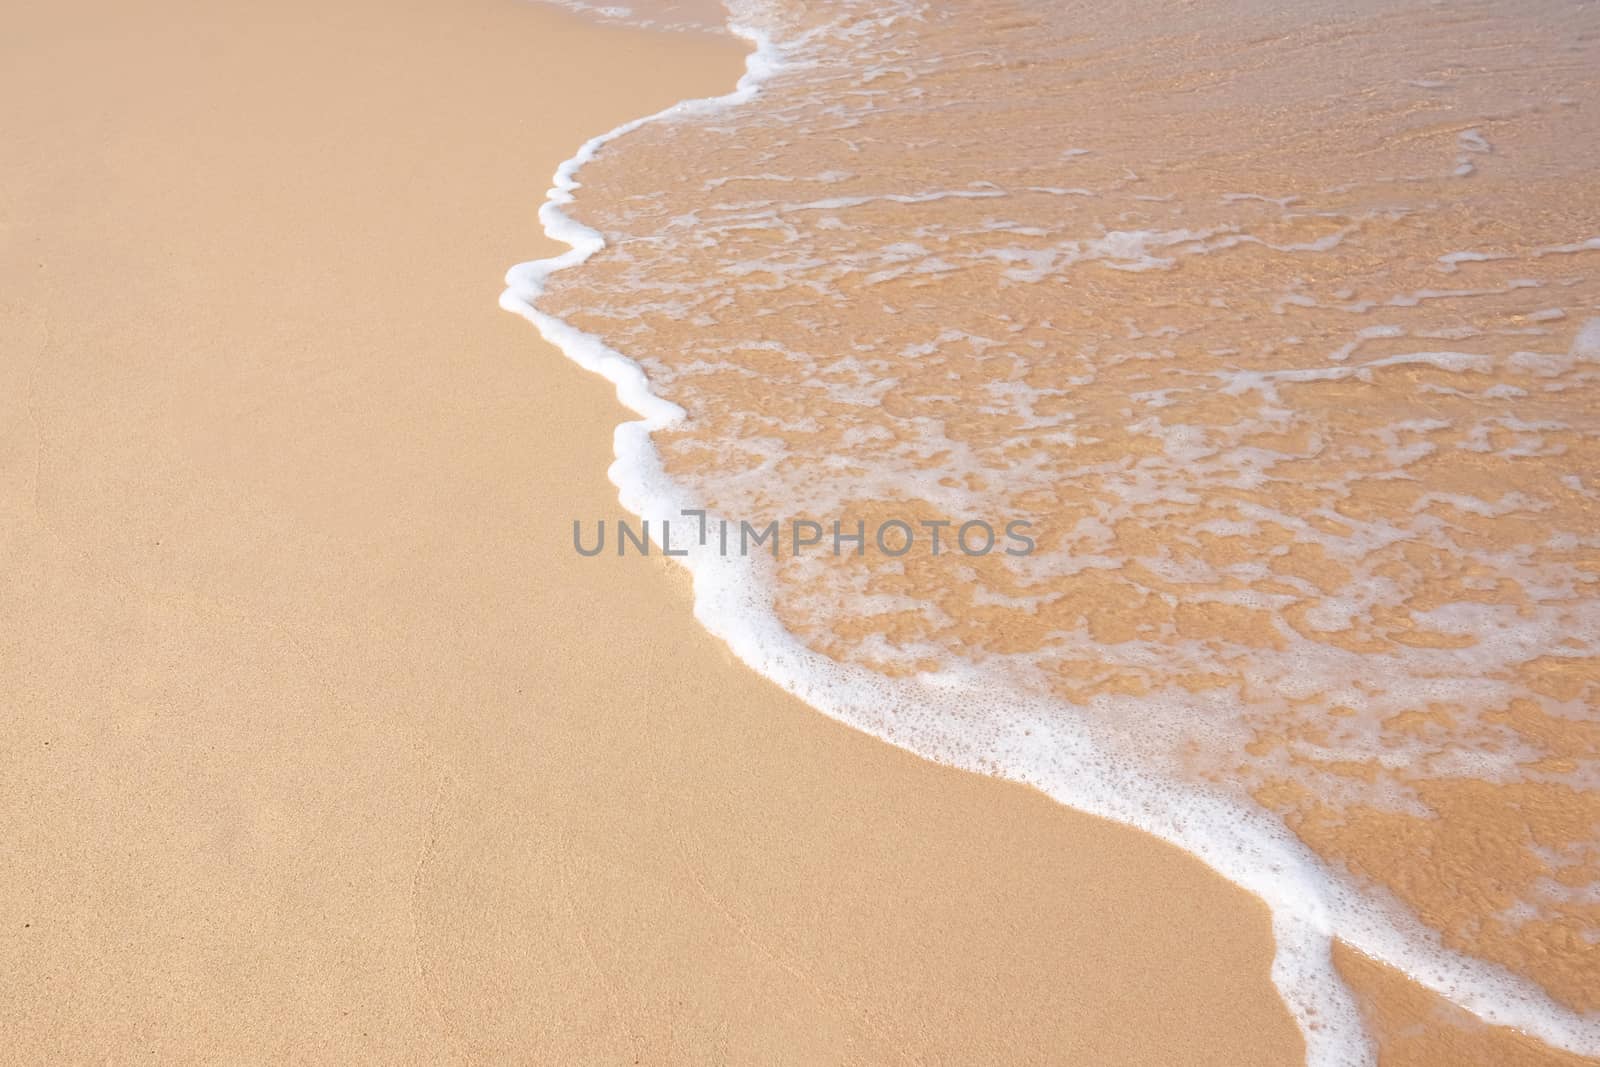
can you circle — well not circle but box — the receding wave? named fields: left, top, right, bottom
left=505, top=0, right=1600, bottom=1062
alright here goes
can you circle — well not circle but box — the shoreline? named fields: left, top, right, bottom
left=3, top=0, right=1589, bottom=1062
left=500, top=5, right=1600, bottom=1062
left=501, top=19, right=1380, bottom=1061
left=2, top=0, right=1305, bottom=1061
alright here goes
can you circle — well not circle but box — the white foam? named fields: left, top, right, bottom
left=500, top=10, right=1600, bottom=1064
left=1576, top=318, right=1600, bottom=360
left=1437, top=250, right=1508, bottom=273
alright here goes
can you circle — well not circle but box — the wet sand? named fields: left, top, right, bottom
left=536, top=0, right=1600, bottom=1057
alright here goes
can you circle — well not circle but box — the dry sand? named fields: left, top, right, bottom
left=0, top=0, right=1563, bottom=1062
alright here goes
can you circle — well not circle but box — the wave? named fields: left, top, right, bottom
left=503, top=1, right=1600, bottom=1061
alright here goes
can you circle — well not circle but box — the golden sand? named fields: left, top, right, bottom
left=6, top=0, right=1596, bottom=1058
left=0, top=0, right=1312, bottom=1061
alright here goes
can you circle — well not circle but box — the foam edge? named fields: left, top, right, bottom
left=497, top=17, right=1600, bottom=1065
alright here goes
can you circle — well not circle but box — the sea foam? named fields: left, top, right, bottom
left=504, top=1, right=1600, bottom=1060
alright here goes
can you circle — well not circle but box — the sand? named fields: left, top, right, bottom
left=0, top=0, right=1565, bottom=1062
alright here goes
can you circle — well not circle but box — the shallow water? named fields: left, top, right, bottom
left=522, top=0, right=1600, bottom=1058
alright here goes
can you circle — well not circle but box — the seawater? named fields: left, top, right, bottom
left=506, top=1, right=1600, bottom=1062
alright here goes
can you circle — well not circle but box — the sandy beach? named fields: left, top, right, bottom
left=3, top=0, right=1595, bottom=1063
left=0, top=0, right=1303, bottom=1061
